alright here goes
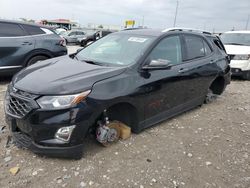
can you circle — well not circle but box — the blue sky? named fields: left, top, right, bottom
left=0, top=0, right=249, bottom=32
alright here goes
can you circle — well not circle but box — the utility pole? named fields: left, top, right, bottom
left=173, top=0, right=179, bottom=27
left=246, top=14, right=250, bottom=30
left=142, top=16, right=145, bottom=28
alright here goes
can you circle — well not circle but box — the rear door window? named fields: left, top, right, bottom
left=184, top=35, right=205, bottom=60
left=77, top=31, right=85, bottom=35
left=69, top=32, right=76, bottom=36
left=203, top=40, right=212, bottom=55
left=0, top=22, right=27, bottom=37
left=22, top=24, right=45, bottom=35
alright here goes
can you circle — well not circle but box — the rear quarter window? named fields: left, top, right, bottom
left=0, top=22, right=27, bottom=37
left=22, top=24, right=45, bottom=35
left=208, top=36, right=226, bottom=52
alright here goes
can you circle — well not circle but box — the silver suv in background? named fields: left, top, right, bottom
left=0, top=20, right=67, bottom=75
left=61, top=30, right=86, bottom=44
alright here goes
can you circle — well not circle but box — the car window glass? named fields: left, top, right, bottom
left=76, top=34, right=155, bottom=66
left=69, top=32, right=76, bottom=36
left=184, top=35, right=205, bottom=60
left=203, top=40, right=212, bottom=55
left=78, top=32, right=84, bottom=35
left=0, top=22, right=26, bottom=37
left=22, top=25, right=45, bottom=35
left=148, top=36, right=182, bottom=65
left=211, top=37, right=226, bottom=52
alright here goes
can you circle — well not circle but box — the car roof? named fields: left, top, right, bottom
left=0, top=19, right=52, bottom=29
left=223, top=30, right=250, bottom=34
left=120, top=29, right=163, bottom=37
left=119, top=28, right=212, bottom=37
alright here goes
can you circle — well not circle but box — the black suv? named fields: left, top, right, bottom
left=0, top=20, right=67, bottom=75
left=5, top=28, right=231, bottom=158
left=78, top=30, right=113, bottom=47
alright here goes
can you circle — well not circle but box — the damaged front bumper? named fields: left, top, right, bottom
left=5, top=114, right=85, bottom=159
left=4, top=86, right=96, bottom=159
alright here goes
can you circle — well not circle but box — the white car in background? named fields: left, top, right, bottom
left=220, top=31, right=250, bottom=80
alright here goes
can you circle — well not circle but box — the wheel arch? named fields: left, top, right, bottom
left=209, top=75, right=226, bottom=95
left=23, top=49, right=53, bottom=66
left=90, top=101, right=140, bottom=133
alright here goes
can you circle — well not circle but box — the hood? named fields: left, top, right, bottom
left=13, top=56, right=126, bottom=95
left=224, top=45, right=250, bottom=55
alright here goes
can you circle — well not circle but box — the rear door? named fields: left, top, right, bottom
left=181, top=34, right=215, bottom=101
left=0, top=22, right=35, bottom=71
left=21, top=24, right=54, bottom=52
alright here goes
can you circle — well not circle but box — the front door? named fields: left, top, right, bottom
left=140, top=35, right=193, bottom=127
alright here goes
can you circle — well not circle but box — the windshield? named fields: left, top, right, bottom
left=60, top=31, right=69, bottom=36
left=76, top=33, right=155, bottom=66
left=59, top=31, right=66, bottom=35
left=220, top=33, right=250, bottom=46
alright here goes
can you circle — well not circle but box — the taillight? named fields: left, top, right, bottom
left=59, top=36, right=66, bottom=47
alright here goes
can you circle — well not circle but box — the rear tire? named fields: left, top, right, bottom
left=243, top=71, right=250, bottom=80
left=80, top=40, right=86, bottom=47
left=26, top=55, right=48, bottom=66
left=205, top=89, right=218, bottom=104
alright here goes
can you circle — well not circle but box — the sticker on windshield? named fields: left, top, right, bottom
left=128, top=37, right=148, bottom=43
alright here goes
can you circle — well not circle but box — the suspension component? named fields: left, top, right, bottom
left=96, top=121, right=121, bottom=146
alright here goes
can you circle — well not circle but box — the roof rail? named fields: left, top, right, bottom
left=162, top=27, right=212, bottom=35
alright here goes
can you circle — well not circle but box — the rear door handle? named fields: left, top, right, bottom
left=178, top=68, right=189, bottom=73
left=22, top=42, right=32, bottom=45
left=210, top=59, right=216, bottom=64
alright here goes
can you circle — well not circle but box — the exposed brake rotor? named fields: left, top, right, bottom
left=96, top=121, right=121, bottom=146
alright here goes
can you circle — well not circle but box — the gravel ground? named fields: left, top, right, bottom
left=0, top=77, right=249, bottom=188
left=67, top=45, right=82, bottom=54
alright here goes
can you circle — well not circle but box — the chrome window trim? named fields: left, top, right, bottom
left=0, top=31, right=53, bottom=38
left=0, top=66, right=22, bottom=69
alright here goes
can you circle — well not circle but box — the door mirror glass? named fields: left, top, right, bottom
left=142, top=59, right=172, bottom=70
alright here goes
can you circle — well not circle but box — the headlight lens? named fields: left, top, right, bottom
left=233, top=55, right=250, bottom=60
left=37, top=90, right=91, bottom=109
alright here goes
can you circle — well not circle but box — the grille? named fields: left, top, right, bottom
left=6, top=95, right=33, bottom=118
left=5, top=87, right=39, bottom=118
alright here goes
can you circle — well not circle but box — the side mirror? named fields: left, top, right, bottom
left=142, top=59, right=173, bottom=70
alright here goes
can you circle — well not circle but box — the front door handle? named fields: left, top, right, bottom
left=22, top=42, right=32, bottom=45
left=178, top=68, right=189, bottom=73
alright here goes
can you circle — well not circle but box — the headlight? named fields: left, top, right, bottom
left=232, top=55, right=250, bottom=60
left=37, top=90, right=91, bottom=109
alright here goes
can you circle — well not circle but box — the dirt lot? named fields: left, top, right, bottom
left=0, top=78, right=249, bottom=188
